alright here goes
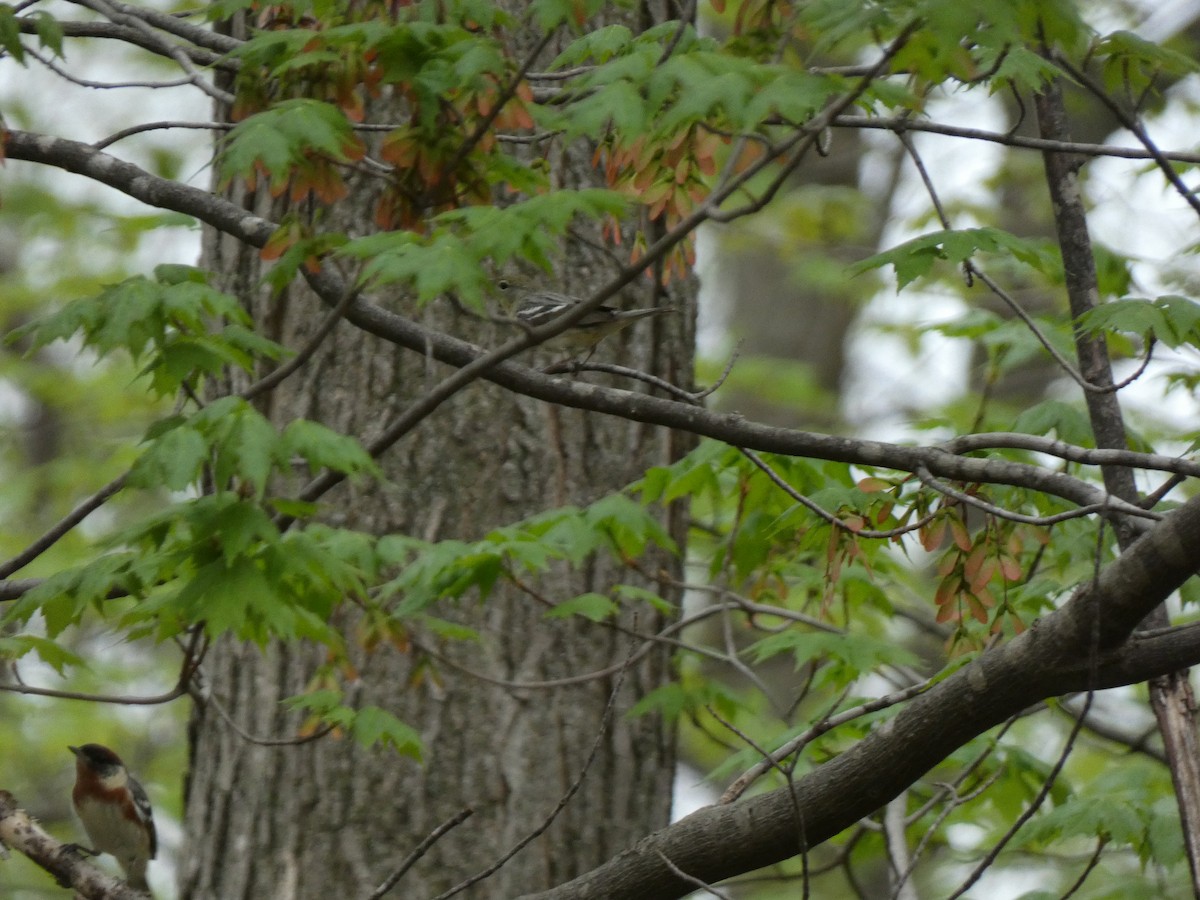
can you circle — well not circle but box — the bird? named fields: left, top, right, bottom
left=495, top=277, right=673, bottom=358
left=69, top=743, right=156, bottom=895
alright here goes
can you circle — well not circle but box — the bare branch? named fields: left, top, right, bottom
left=0, top=791, right=148, bottom=899
left=364, top=808, right=476, bottom=900
left=833, top=114, right=1200, bottom=165
left=2, top=129, right=1164, bottom=562
left=946, top=692, right=1093, bottom=899
left=915, top=464, right=1159, bottom=527
left=66, top=0, right=235, bottom=105
left=430, top=631, right=639, bottom=899
left=721, top=678, right=935, bottom=804
left=16, top=16, right=230, bottom=66
left=0, top=473, right=127, bottom=580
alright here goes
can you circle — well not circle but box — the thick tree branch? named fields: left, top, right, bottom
left=0, top=130, right=1175, bottom=539
left=16, top=17, right=230, bottom=67
left=1036, top=74, right=1200, bottom=895
left=0, top=791, right=147, bottom=899
left=518, top=493, right=1200, bottom=900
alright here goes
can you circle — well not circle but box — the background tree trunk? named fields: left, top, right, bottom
left=177, top=5, right=695, bottom=897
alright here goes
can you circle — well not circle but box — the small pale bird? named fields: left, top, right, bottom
left=495, top=277, right=672, bottom=357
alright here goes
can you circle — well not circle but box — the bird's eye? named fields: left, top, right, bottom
left=497, top=279, right=510, bottom=291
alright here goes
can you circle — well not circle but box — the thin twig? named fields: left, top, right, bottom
left=833, top=114, right=1200, bottom=164
left=708, top=704, right=809, bottom=893
left=941, top=432, right=1200, bottom=480
left=544, top=360, right=694, bottom=398
left=944, top=691, right=1093, bottom=899
left=967, top=266, right=1098, bottom=391
left=441, top=28, right=555, bottom=178
left=0, top=473, right=127, bottom=580
left=243, top=261, right=363, bottom=401
left=742, top=448, right=940, bottom=539
left=0, top=625, right=205, bottom=704
left=1054, top=54, right=1200, bottom=220
left=429, top=628, right=640, bottom=900
left=915, top=464, right=1161, bottom=526
left=29, top=46, right=197, bottom=90
left=720, top=677, right=935, bottom=804
left=93, top=119, right=234, bottom=151
left=1058, top=836, right=1108, bottom=900
left=655, top=850, right=735, bottom=899
left=889, top=767, right=1004, bottom=899
left=193, top=683, right=338, bottom=747
left=363, top=808, right=475, bottom=900
left=67, top=0, right=235, bottom=106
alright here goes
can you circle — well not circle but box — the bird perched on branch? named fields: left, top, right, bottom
left=69, top=743, right=156, bottom=895
left=495, top=277, right=673, bottom=358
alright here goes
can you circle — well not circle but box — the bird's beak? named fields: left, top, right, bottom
left=68, top=745, right=79, bottom=756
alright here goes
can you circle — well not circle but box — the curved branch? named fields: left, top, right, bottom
left=1, top=130, right=1158, bottom=525
left=16, top=17, right=230, bottom=67
left=517, top=493, right=1200, bottom=900
left=832, top=114, right=1200, bottom=165
left=0, top=472, right=126, bottom=580
left=942, top=432, right=1200, bottom=478
left=63, top=0, right=240, bottom=53
left=67, top=0, right=235, bottom=105
left=0, top=791, right=147, bottom=899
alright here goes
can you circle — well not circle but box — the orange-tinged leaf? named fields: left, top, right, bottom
left=418, top=152, right=442, bottom=185
left=920, top=519, right=946, bottom=552
left=950, top=517, right=972, bottom=551
left=733, top=141, right=765, bottom=173
left=858, top=477, right=892, bottom=493
left=341, top=134, right=365, bottom=162
left=634, top=165, right=657, bottom=192
left=963, top=544, right=987, bottom=581
left=966, top=594, right=989, bottom=623
left=935, top=574, right=958, bottom=608
left=340, top=87, right=365, bottom=123
left=969, top=558, right=996, bottom=594
left=261, top=225, right=298, bottom=261
left=935, top=600, right=960, bottom=623
left=380, top=134, right=416, bottom=168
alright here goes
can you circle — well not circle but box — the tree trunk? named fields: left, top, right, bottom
left=177, top=6, right=694, bottom=897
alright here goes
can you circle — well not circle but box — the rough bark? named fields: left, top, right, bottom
left=176, top=6, right=693, bottom=898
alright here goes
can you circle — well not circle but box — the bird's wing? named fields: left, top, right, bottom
left=515, top=293, right=621, bottom=328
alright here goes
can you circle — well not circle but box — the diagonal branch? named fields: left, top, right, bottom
left=516, top=492, right=1200, bottom=900
left=1035, top=72, right=1200, bottom=897
left=0, top=129, right=1164, bottom=566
